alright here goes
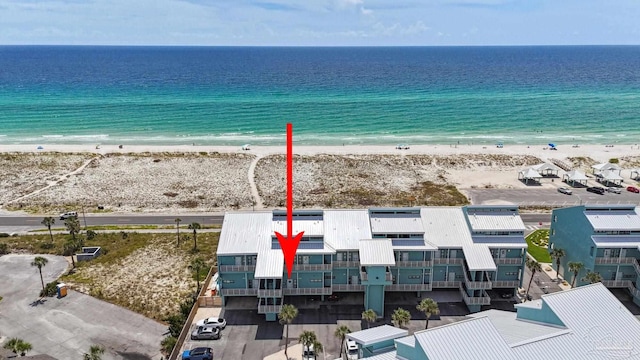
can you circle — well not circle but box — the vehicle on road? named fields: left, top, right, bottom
left=587, top=186, right=605, bottom=195
left=607, top=187, right=622, bottom=194
left=191, top=326, right=220, bottom=341
left=557, top=187, right=572, bottom=195
left=195, top=317, right=226, bottom=329
left=182, top=347, right=213, bottom=360
left=627, top=186, right=640, bottom=193
left=303, top=344, right=317, bottom=360
left=59, top=211, right=78, bottom=220
left=344, top=339, right=358, bottom=360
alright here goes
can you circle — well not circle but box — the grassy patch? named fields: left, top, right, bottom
left=526, top=230, right=552, bottom=263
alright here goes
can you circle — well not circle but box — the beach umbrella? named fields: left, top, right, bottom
left=548, top=143, right=556, bottom=148
left=37, top=146, right=44, bottom=150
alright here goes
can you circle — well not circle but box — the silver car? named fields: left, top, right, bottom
left=557, top=187, right=572, bottom=195
left=191, top=326, right=220, bottom=341
left=607, top=187, right=622, bottom=194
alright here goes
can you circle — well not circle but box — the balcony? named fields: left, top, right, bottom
left=219, top=265, right=256, bottom=272
left=465, top=280, right=493, bottom=290
left=258, top=304, right=282, bottom=314
left=360, top=271, right=392, bottom=282
left=283, top=287, right=332, bottom=295
left=219, top=288, right=258, bottom=296
left=595, top=257, right=637, bottom=265
left=332, top=261, right=359, bottom=268
left=432, top=281, right=460, bottom=288
left=386, top=283, right=432, bottom=292
left=292, top=264, right=332, bottom=271
left=493, top=258, right=523, bottom=265
left=395, top=260, right=433, bottom=268
left=492, top=280, right=520, bottom=288
left=459, top=286, right=491, bottom=306
left=433, top=258, right=464, bottom=265
left=601, top=280, right=632, bottom=288
left=257, top=289, right=283, bottom=298
left=332, top=284, right=365, bottom=292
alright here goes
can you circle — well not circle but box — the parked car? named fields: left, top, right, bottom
left=587, top=186, right=605, bottom=195
left=191, top=326, right=220, bottom=341
left=627, top=186, right=640, bottom=193
left=344, top=339, right=359, bottom=360
left=182, top=347, right=213, bottom=360
left=195, top=317, right=226, bottom=329
left=59, top=211, right=78, bottom=220
left=557, top=187, right=572, bottom=195
left=303, top=344, right=316, bottom=360
left=607, top=187, right=622, bottom=194
left=327, top=294, right=339, bottom=302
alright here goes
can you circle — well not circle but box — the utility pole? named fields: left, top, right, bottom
left=82, top=203, right=87, bottom=229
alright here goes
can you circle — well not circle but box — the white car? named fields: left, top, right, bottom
left=557, top=187, right=572, bottom=195
left=344, top=339, right=358, bottom=360
left=607, top=187, right=622, bottom=194
left=59, top=211, right=78, bottom=220
left=195, top=317, right=226, bottom=329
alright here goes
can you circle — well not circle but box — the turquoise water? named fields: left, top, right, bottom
left=0, top=46, right=639, bottom=145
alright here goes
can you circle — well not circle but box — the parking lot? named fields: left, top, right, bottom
left=468, top=187, right=640, bottom=206
left=0, top=254, right=165, bottom=360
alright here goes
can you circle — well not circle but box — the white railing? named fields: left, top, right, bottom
left=459, top=286, right=491, bottom=305
left=595, top=257, right=637, bottom=265
left=601, top=280, right=631, bottom=288
left=628, top=283, right=640, bottom=299
left=258, top=304, right=282, bottom=314
left=433, top=258, right=464, bottom=265
left=293, top=264, right=332, bottom=271
left=257, top=289, right=283, bottom=298
left=432, top=281, right=460, bottom=288
left=332, top=261, right=359, bottom=268
left=219, top=265, right=256, bottom=272
left=494, top=258, right=523, bottom=265
left=461, top=261, right=492, bottom=290
left=395, top=260, right=433, bottom=268
left=283, top=287, right=332, bottom=295
left=360, top=271, right=367, bottom=282
left=492, top=280, right=520, bottom=288
left=634, top=260, right=640, bottom=276
left=360, top=271, right=393, bottom=282
left=219, top=288, right=258, bottom=296
left=386, top=283, right=432, bottom=291
left=332, top=284, right=365, bottom=291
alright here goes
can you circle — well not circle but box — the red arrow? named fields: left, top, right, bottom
left=275, top=123, right=304, bottom=278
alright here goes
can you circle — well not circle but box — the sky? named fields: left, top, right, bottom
left=0, top=0, right=638, bottom=46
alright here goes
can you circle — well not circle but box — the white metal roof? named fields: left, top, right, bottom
left=323, top=210, right=372, bottom=250
left=254, top=235, right=284, bottom=278
left=597, top=169, right=623, bottom=180
left=363, top=351, right=398, bottom=360
left=414, top=317, right=515, bottom=360
left=519, top=168, right=542, bottom=179
left=272, top=219, right=324, bottom=236
left=591, top=235, right=640, bottom=248
left=359, top=239, right=396, bottom=266
left=532, top=163, right=560, bottom=172
left=462, top=244, right=497, bottom=271
left=585, top=209, right=640, bottom=230
left=592, top=162, right=622, bottom=171
left=217, top=212, right=272, bottom=255
left=370, top=213, right=424, bottom=234
left=472, top=235, right=527, bottom=246
left=466, top=213, right=526, bottom=231
left=564, top=170, right=588, bottom=181
left=346, top=325, right=408, bottom=346
left=467, top=310, right=569, bottom=345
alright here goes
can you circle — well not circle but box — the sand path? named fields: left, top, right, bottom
left=248, top=155, right=264, bottom=209
left=6, top=156, right=99, bottom=204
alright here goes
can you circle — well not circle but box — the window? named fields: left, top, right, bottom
left=222, top=280, right=235, bottom=284
left=590, top=246, right=595, bottom=257
left=554, top=215, right=557, bottom=222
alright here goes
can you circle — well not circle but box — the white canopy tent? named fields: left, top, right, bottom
left=592, top=162, right=622, bottom=175
left=596, top=169, right=624, bottom=186
left=631, top=169, right=640, bottom=180
left=563, top=170, right=588, bottom=186
left=518, top=168, right=543, bottom=184
left=532, top=163, right=561, bottom=177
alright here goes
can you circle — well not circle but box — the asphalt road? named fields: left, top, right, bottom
left=468, top=188, right=640, bottom=207
left=0, top=254, right=165, bottom=360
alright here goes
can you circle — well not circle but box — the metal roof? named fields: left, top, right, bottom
left=272, top=219, right=324, bottom=236
left=471, top=235, right=527, bottom=246
left=466, top=213, right=526, bottom=231
left=359, top=239, right=396, bottom=266
left=519, top=168, right=542, bottom=179
left=254, top=247, right=284, bottom=279
left=217, top=212, right=272, bottom=255
left=532, top=163, right=560, bottom=172
left=564, top=170, right=588, bottom=181
left=468, top=310, right=569, bottom=345
left=584, top=209, right=640, bottom=230
left=370, top=213, right=424, bottom=234
left=598, top=169, right=623, bottom=180
left=591, top=235, right=640, bottom=248
left=463, top=244, right=497, bottom=271
left=346, top=325, right=408, bottom=346
left=592, top=162, right=622, bottom=171
left=414, top=317, right=514, bottom=360
left=363, top=351, right=398, bottom=360
left=323, top=210, right=372, bottom=250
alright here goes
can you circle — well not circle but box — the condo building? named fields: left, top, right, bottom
left=216, top=206, right=527, bottom=321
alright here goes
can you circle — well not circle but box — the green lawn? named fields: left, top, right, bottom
left=526, top=229, right=552, bottom=263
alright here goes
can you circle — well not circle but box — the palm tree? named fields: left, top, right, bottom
left=391, top=308, right=411, bottom=328
left=64, top=239, right=79, bottom=268
left=278, top=304, right=298, bottom=359
left=3, top=338, right=32, bottom=356
left=189, top=257, right=207, bottom=291
left=550, top=248, right=566, bottom=280
left=416, top=298, right=440, bottom=329
left=525, top=257, right=542, bottom=299
left=31, top=256, right=48, bottom=295
left=41, top=216, right=55, bottom=244
left=65, top=216, right=81, bottom=244
left=582, top=271, right=603, bottom=284
left=83, top=345, right=105, bottom=360
left=334, top=325, right=351, bottom=356
left=188, top=222, right=201, bottom=251
left=299, top=331, right=323, bottom=359
left=568, top=261, right=584, bottom=288
left=361, top=309, right=376, bottom=329
left=175, top=218, right=182, bottom=247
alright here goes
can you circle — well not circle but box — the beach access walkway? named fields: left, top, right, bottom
left=248, top=155, right=264, bottom=209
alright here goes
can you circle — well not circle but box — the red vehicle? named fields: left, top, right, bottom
left=627, top=186, right=640, bottom=193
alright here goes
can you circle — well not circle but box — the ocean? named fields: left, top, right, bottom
left=1, top=46, right=639, bottom=146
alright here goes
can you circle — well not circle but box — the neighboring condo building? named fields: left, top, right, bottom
left=357, top=284, right=640, bottom=360
left=217, top=206, right=527, bottom=321
left=549, top=204, right=640, bottom=306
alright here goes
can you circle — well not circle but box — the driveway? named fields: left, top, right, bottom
left=0, top=254, right=165, bottom=360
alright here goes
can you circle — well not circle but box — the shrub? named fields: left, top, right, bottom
left=609, top=158, right=619, bottom=164
left=160, top=336, right=177, bottom=356
left=39, top=242, right=55, bottom=250
left=0, top=243, right=8, bottom=255
left=86, top=230, right=97, bottom=240
left=40, top=281, right=59, bottom=297
left=0, top=233, right=9, bottom=238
